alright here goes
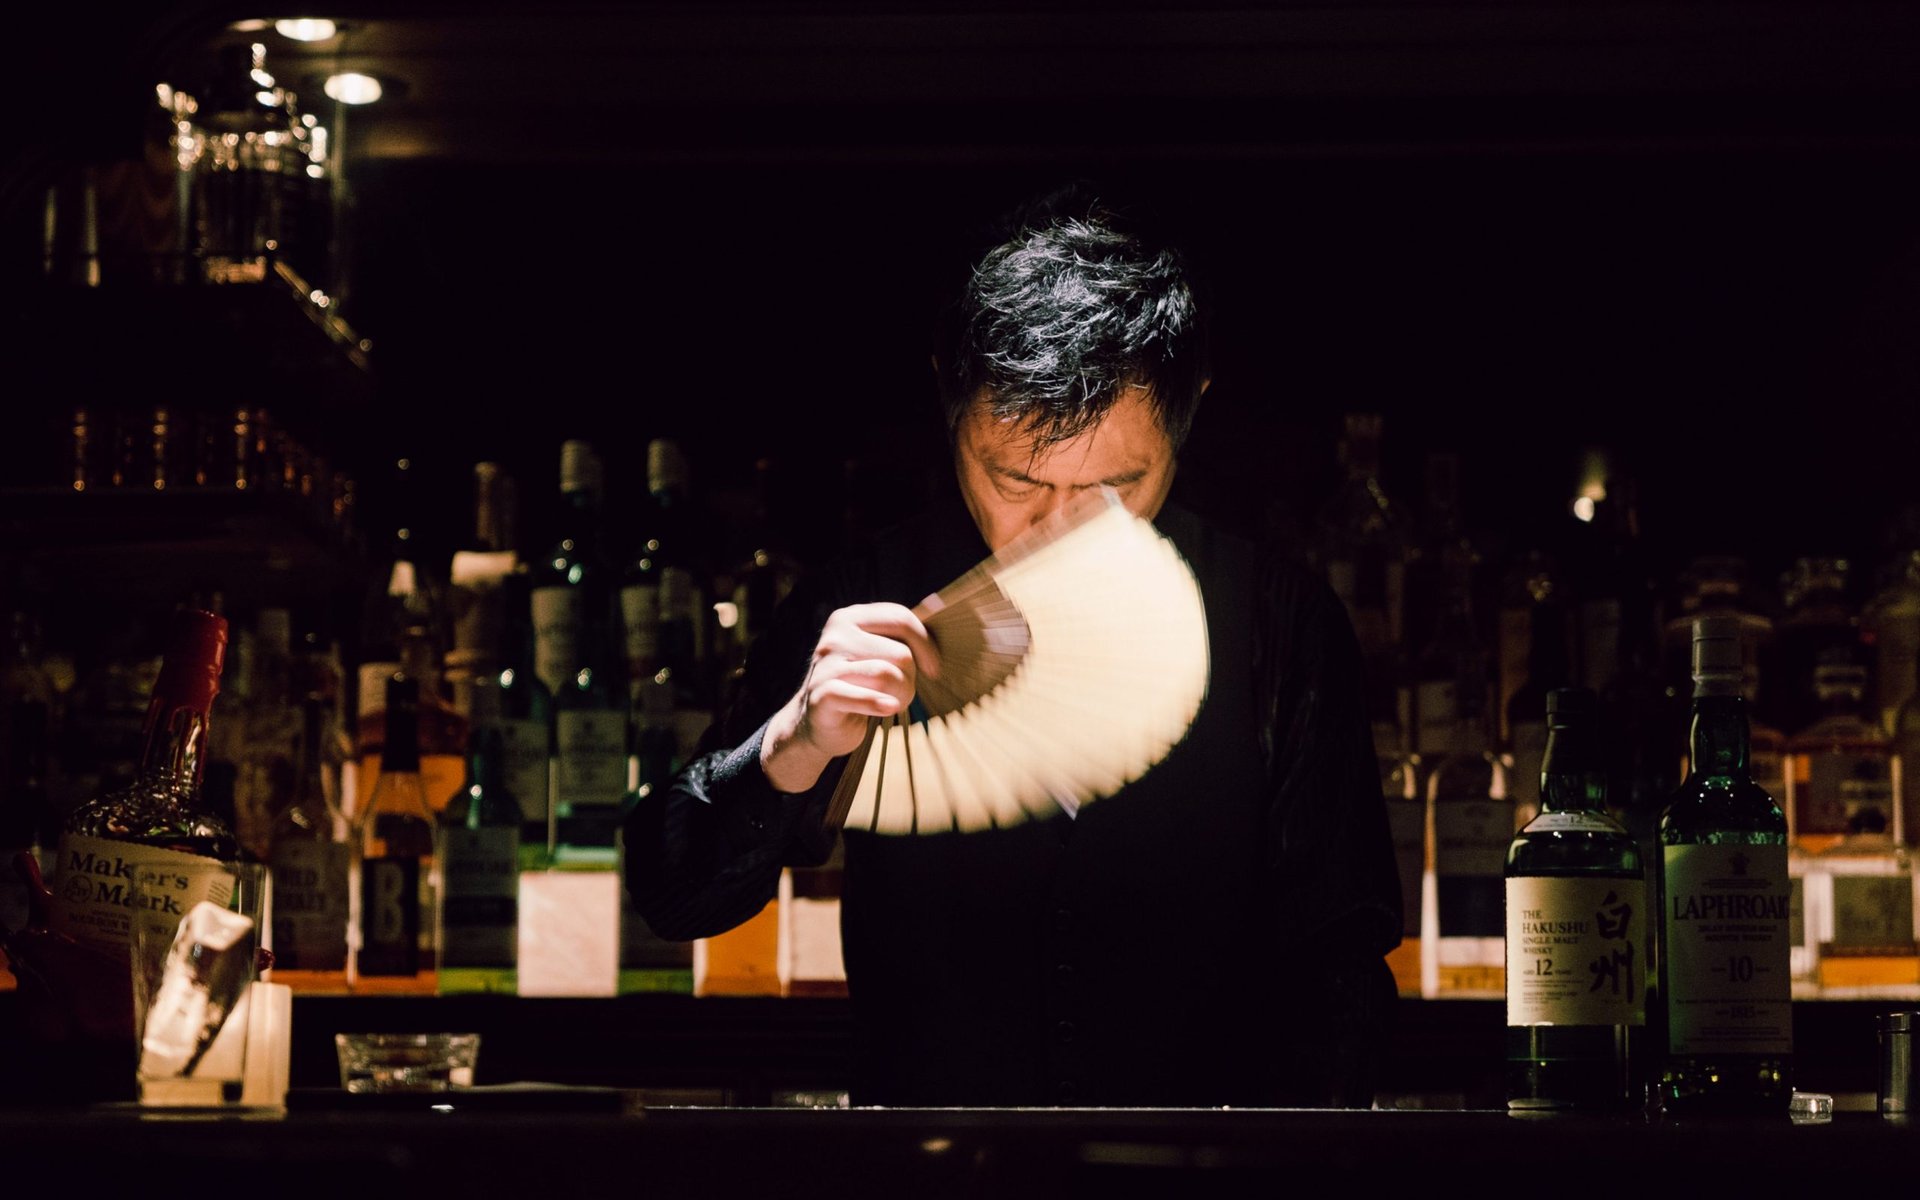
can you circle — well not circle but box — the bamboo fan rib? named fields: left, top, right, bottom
left=824, top=488, right=1209, bottom=835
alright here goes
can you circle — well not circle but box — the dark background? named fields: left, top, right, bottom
left=6, top=2, right=1920, bottom=629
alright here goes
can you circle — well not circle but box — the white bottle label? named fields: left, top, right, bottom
left=1416, top=681, right=1459, bottom=757
left=1505, top=875, right=1646, bottom=1027
left=1662, top=843, right=1792, bottom=1055
left=620, top=584, right=661, bottom=673
left=483, top=716, right=551, bottom=825
left=556, top=710, right=628, bottom=809
left=267, top=840, right=349, bottom=971
left=531, top=586, right=582, bottom=696
left=439, top=826, right=519, bottom=967
left=51, top=835, right=231, bottom=961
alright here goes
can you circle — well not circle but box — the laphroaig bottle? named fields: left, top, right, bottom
left=264, top=694, right=351, bottom=991
left=52, top=608, right=240, bottom=962
left=438, top=725, right=520, bottom=994
left=1658, top=615, right=1792, bottom=1114
left=351, top=675, right=437, bottom=992
left=1505, top=688, right=1645, bottom=1110
left=533, top=440, right=606, bottom=698
left=472, top=569, right=552, bottom=867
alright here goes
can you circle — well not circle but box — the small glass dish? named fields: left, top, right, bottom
left=335, top=1032, right=481, bottom=1094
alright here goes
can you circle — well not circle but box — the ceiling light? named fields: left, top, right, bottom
left=274, top=18, right=338, bottom=42
left=323, top=72, right=381, bottom=104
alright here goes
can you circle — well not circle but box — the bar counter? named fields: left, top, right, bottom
left=1, top=1103, right=1912, bottom=1196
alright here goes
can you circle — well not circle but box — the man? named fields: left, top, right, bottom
left=624, top=187, right=1402, bottom=1108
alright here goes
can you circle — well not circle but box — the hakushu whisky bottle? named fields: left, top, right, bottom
left=52, top=608, right=241, bottom=962
left=1658, top=616, right=1793, bottom=1113
left=437, top=725, right=520, bottom=994
left=1505, top=688, right=1645, bottom=1110
left=351, top=675, right=437, bottom=992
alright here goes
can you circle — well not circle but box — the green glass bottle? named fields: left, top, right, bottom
left=437, top=725, right=521, bottom=994
left=1658, top=615, right=1793, bottom=1113
left=1505, top=687, right=1645, bottom=1110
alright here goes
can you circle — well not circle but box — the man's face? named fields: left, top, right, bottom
left=953, top=385, right=1178, bottom=552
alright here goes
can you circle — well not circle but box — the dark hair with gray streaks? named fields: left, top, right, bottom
left=936, top=185, right=1208, bottom=452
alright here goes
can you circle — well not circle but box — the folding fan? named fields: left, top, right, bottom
left=825, top=488, right=1210, bottom=834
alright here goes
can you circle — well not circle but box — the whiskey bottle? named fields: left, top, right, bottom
left=52, top=608, right=241, bottom=961
left=351, top=675, right=437, bottom=992
left=532, top=440, right=606, bottom=698
left=471, top=570, right=553, bottom=867
left=437, top=725, right=520, bottom=995
left=264, top=694, right=351, bottom=991
left=551, top=592, right=627, bottom=861
left=1658, top=616, right=1792, bottom=1114
left=1505, top=688, right=1645, bottom=1110
left=1786, top=650, right=1895, bottom=855
left=1420, top=551, right=1508, bottom=998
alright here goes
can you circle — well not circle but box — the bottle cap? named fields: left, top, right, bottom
left=1691, top=614, right=1744, bottom=679
left=154, top=607, right=229, bottom=713
left=647, top=439, right=689, bottom=495
left=559, top=440, right=602, bottom=496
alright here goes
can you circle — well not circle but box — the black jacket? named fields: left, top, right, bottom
left=624, top=488, right=1402, bottom=1107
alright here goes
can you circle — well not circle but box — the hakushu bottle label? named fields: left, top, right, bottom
left=440, top=827, right=519, bottom=967
left=268, top=840, right=349, bottom=971
left=358, top=856, right=420, bottom=975
left=530, top=586, right=582, bottom=696
left=556, top=710, right=628, bottom=806
left=1506, top=876, right=1646, bottom=1026
left=1662, top=843, right=1792, bottom=1055
left=51, top=835, right=231, bottom=960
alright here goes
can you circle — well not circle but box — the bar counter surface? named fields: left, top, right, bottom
left=0, top=1103, right=1911, bottom=1196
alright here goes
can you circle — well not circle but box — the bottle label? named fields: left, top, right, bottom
left=50, top=835, right=231, bottom=960
left=483, top=716, right=551, bottom=826
left=620, top=584, right=661, bottom=674
left=556, top=710, right=628, bottom=809
left=1415, top=681, right=1458, bottom=757
left=357, top=855, right=421, bottom=976
left=1829, top=873, right=1916, bottom=953
left=1662, top=843, right=1792, bottom=1055
left=1435, top=800, right=1508, bottom=937
left=268, top=839, right=349, bottom=971
left=531, top=586, right=582, bottom=696
left=440, top=827, right=519, bottom=968
left=1523, top=811, right=1625, bottom=835
left=1799, top=752, right=1894, bottom=837
left=1505, top=875, right=1646, bottom=1026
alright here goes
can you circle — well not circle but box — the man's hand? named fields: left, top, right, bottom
left=760, top=603, right=940, bottom=794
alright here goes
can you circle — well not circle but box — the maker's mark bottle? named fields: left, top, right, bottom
left=1658, top=615, right=1793, bottom=1113
left=50, top=608, right=241, bottom=963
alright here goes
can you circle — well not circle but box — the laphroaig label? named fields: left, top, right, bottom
left=51, top=835, right=231, bottom=960
left=1662, top=843, right=1792, bottom=1055
left=1506, top=875, right=1646, bottom=1026
left=556, top=710, right=628, bottom=808
left=482, top=716, right=551, bottom=825
left=440, top=827, right=519, bottom=967
left=531, top=586, right=582, bottom=696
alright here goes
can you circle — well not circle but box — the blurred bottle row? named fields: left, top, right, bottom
left=1318, top=413, right=1920, bottom=1000
left=1, top=435, right=838, bottom=999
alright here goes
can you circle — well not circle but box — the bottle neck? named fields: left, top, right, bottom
left=1539, top=720, right=1605, bottom=813
left=1688, top=692, right=1752, bottom=781
left=136, top=700, right=211, bottom=794
left=383, top=701, right=422, bottom=773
